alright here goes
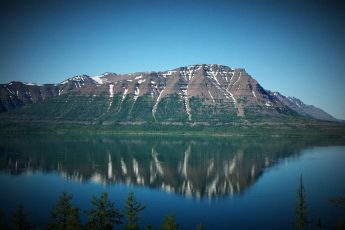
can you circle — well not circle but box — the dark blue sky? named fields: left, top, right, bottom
left=1, top=0, right=345, bottom=119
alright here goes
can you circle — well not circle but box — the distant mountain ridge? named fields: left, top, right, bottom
left=0, top=64, right=336, bottom=123
left=269, top=91, right=336, bottom=121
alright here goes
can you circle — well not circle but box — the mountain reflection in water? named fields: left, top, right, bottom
left=0, top=135, right=342, bottom=198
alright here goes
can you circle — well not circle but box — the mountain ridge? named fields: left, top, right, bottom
left=0, top=64, right=337, bottom=123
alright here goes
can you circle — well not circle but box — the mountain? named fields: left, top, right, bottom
left=0, top=75, right=95, bottom=112
left=0, top=64, right=336, bottom=124
left=270, top=91, right=337, bottom=121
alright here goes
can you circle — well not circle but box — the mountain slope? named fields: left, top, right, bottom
left=0, top=64, right=335, bottom=124
left=0, top=75, right=96, bottom=112
left=271, top=91, right=336, bottom=121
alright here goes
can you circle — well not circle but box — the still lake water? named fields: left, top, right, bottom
left=0, top=135, right=344, bottom=229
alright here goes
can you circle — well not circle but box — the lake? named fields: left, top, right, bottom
left=0, top=135, right=344, bottom=229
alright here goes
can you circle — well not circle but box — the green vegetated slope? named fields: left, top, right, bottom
left=0, top=93, right=296, bottom=122
left=1, top=64, right=339, bottom=136
left=0, top=92, right=344, bottom=137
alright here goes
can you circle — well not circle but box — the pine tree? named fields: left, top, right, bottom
left=145, top=225, right=154, bottom=230
left=125, top=192, right=146, bottom=230
left=161, top=214, right=180, bottom=230
left=47, top=192, right=81, bottom=230
left=86, top=192, right=123, bottom=230
left=330, top=195, right=345, bottom=210
left=0, top=209, right=5, bottom=230
left=330, top=193, right=345, bottom=230
left=66, top=207, right=81, bottom=230
left=316, top=217, right=322, bottom=230
left=295, top=175, right=308, bottom=230
left=10, top=204, right=33, bottom=230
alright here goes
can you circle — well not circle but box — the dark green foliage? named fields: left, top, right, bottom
left=114, top=96, right=135, bottom=121
left=66, top=208, right=81, bottom=230
left=108, top=95, right=122, bottom=114
left=161, top=214, right=180, bottom=230
left=47, top=192, right=81, bottom=230
left=236, top=96, right=248, bottom=104
left=129, top=96, right=155, bottom=121
left=156, top=95, right=188, bottom=121
left=197, top=223, right=204, bottom=230
left=5, top=188, right=345, bottom=230
left=295, top=175, right=308, bottom=230
left=243, top=103, right=301, bottom=121
left=144, top=225, right=154, bottom=230
left=330, top=193, right=345, bottom=229
left=125, top=192, right=146, bottom=230
left=189, top=97, right=237, bottom=123
left=316, top=217, right=322, bottom=230
left=330, top=195, right=345, bottom=211
left=10, top=204, right=33, bottom=230
left=0, top=209, right=5, bottom=230
left=11, top=95, right=110, bottom=121
left=333, top=218, right=345, bottom=230
left=86, top=192, right=123, bottom=230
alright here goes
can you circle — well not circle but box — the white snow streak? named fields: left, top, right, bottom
left=162, top=71, right=175, bottom=78
left=252, top=90, right=256, bottom=98
left=152, top=148, right=164, bottom=176
left=92, top=76, right=104, bottom=84
left=181, top=146, right=191, bottom=178
left=182, top=85, right=192, bottom=121
left=108, top=84, right=114, bottom=110
left=152, top=87, right=166, bottom=119
left=208, top=90, right=215, bottom=103
left=122, top=88, right=128, bottom=102
left=208, top=70, right=220, bottom=85
left=187, top=68, right=194, bottom=80
left=207, top=160, right=214, bottom=176
left=133, top=159, right=144, bottom=184
left=226, top=89, right=236, bottom=104
left=229, top=72, right=235, bottom=83
left=134, top=87, right=140, bottom=101
left=5, top=87, right=14, bottom=95
left=108, top=153, right=113, bottom=179
left=206, top=175, right=219, bottom=198
left=251, top=165, right=255, bottom=178
left=138, top=79, right=146, bottom=84
left=109, top=84, right=114, bottom=98
left=23, top=82, right=36, bottom=86
left=232, top=72, right=241, bottom=85
left=120, top=158, right=127, bottom=175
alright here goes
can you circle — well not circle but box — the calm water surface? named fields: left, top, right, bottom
left=0, top=135, right=344, bottom=229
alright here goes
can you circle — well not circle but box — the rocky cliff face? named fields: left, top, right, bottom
left=0, top=64, right=335, bottom=123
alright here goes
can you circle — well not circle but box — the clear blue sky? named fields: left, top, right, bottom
left=1, top=0, right=345, bottom=119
